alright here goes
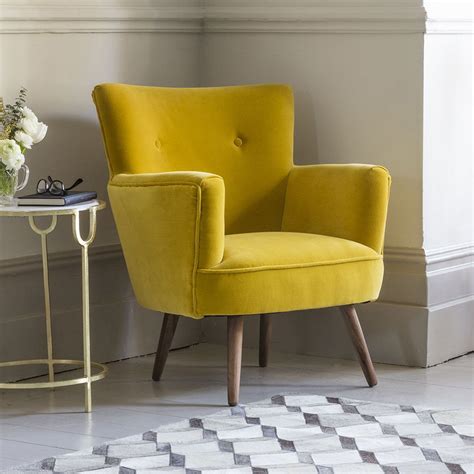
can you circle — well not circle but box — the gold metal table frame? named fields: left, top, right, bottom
left=0, top=200, right=108, bottom=412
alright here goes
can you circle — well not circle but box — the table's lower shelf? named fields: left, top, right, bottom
left=0, top=359, right=108, bottom=389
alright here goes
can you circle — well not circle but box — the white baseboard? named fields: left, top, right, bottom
left=427, top=296, right=474, bottom=366
left=202, top=244, right=474, bottom=367
left=383, top=243, right=474, bottom=308
left=201, top=303, right=430, bottom=367
left=201, top=298, right=473, bottom=368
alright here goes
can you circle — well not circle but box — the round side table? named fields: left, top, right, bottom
left=0, top=200, right=108, bottom=412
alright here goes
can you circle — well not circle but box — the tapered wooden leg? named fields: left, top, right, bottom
left=340, top=305, right=378, bottom=387
left=227, top=316, right=244, bottom=406
left=152, top=313, right=179, bottom=381
left=259, top=314, right=272, bottom=367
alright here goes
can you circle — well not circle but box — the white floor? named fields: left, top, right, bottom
left=0, top=343, right=473, bottom=470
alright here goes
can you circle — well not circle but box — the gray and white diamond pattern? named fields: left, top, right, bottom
left=14, top=395, right=474, bottom=473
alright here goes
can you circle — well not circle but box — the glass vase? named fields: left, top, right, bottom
left=0, top=164, right=29, bottom=206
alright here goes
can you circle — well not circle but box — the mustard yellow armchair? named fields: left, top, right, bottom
left=93, top=83, right=391, bottom=406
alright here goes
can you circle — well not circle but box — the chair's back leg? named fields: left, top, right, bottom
left=259, top=314, right=272, bottom=367
left=152, top=313, right=180, bottom=381
left=227, top=316, right=244, bottom=406
left=340, top=305, right=378, bottom=387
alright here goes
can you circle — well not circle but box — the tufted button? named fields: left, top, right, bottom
left=233, top=137, right=243, bottom=147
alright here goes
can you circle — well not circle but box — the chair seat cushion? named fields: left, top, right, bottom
left=196, top=232, right=383, bottom=316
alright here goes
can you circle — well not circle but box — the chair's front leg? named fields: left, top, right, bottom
left=340, top=305, right=378, bottom=387
left=227, top=316, right=244, bottom=406
left=152, top=313, right=180, bottom=381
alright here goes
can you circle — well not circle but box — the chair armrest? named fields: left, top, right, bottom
left=282, top=164, right=391, bottom=253
left=108, top=171, right=225, bottom=317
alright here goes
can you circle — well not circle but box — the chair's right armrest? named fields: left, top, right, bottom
left=282, top=164, right=391, bottom=253
left=108, top=171, right=225, bottom=317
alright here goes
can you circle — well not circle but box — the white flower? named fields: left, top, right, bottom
left=0, top=139, right=25, bottom=172
left=31, top=121, right=48, bottom=144
left=22, top=106, right=37, bottom=121
left=19, top=116, right=37, bottom=136
left=14, top=130, right=34, bottom=149
left=19, top=106, right=48, bottom=144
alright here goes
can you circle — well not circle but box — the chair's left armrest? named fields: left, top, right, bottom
left=108, top=171, right=225, bottom=317
left=282, top=164, right=391, bottom=253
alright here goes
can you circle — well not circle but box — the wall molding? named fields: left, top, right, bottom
left=425, top=242, right=474, bottom=266
left=385, top=243, right=474, bottom=267
left=2, top=0, right=471, bottom=35
left=203, top=0, right=427, bottom=34
left=0, top=243, right=123, bottom=276
left=1, top=0, right=428, bottom=35
left=2, top=242, right=471, bottom=310
left=384, top=246, right=425, bottom=265
left=424, top=1, right=473, bottom=34
left=2, top=242, right=471, bottom=277
left=364, top=244, right=473, bottom=309
left=0, top=0, right=203, bottom=34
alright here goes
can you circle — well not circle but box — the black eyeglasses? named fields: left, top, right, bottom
left=37, top=176, right=83, bottom=196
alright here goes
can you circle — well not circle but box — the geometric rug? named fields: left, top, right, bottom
left=12, top=394, right=474, bottom=474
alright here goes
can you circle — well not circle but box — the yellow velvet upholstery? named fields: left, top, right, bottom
left=197, top=233, right=383, bottom=316
left=93, top=83, right=294, bottom=234
left=283, top=164, right=390, bottom=254
left=93, top=83, right=391, bottom=319
left=108, top=172, right=225, bottom=316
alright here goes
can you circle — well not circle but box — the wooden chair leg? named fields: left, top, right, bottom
left=340, top=305, right=378, bottom=387
left=227, top=316, right=244, bottom=406
left=259, top=314, right=272, bottom=367
left=152, top=313, right=179, bottom=381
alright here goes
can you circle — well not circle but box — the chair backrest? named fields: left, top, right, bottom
left=93, top=83, right=294, bottom=234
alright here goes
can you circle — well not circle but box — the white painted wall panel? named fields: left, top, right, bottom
left=422, top=33, right=473, bottom=251
left=201, top=32, right=425, bottom=249
left=0, top=32, right=201, bottom=260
